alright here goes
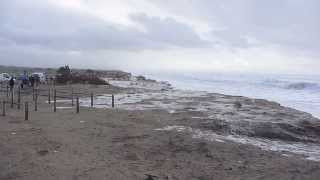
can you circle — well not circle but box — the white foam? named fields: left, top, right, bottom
left=56, top=106, right=73, bottom=109
left=78, top=90, right=210, bottom=114
left=192, top=117, right=205, bottom=119
left=109, top=80, right=172, bottom=91
left=74, top=82, right=320, bottom=162
left=156, top=125, right=320, bottom=162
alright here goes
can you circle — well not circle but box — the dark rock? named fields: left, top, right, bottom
left=37, top=150, right=49, bottom=156
left=145, top=174, right=158, bottom=180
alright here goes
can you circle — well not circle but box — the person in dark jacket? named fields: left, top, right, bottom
left=30, top=76, right=34, bottom=87
left=9, top=77, right=14, bottom=91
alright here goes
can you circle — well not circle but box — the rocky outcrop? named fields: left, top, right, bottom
left=197, top=96, right=320, bottom=143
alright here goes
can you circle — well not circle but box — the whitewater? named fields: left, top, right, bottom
left=71, top=73, right=320, bottom=162
left=145, top=73, right=320, bottom=119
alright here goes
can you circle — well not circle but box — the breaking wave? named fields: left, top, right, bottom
left=262, top=79, right=319, bottom=90
left=285, top=82, right=319, bottom=90
left=145, top=73, right=320, bottom=118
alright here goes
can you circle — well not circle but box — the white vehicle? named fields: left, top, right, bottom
left=0, top=73, right=11, bottom=83
left=31, top=72, right=46, bottom=83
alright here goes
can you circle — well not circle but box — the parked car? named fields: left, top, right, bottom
left=0, top=73, right=11, bottom=83
left=31, top=72, right=46, bottom=83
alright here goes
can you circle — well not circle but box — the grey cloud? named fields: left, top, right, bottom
left=152, top=0, right=320, bottom=54
left=0, top=0, right=318, bottom=74
left=130, top=13, right=210, bottom=48
left=0, top=0, right=208, bottom=52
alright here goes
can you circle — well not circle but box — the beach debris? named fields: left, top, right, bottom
left=11, top=132, right=17, bottom=135
left=215, top=139, right=225, bottom=143
left=37, top=150, right=49, bottom=156
left=234, top=101, right=242, bottom=109
left=79, top=121, right=86, bottom=123
left=168, top=110, right=175, bottom=114
left=144, top=174, right=158, bottom=180
left=164, top=175, right=174, bottom=180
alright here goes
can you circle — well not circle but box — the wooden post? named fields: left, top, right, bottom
left=54, top=89, right=56, bottom=112
left=35, top=90, right=38, bottom=111
left=76, top=96, right=79, bottom=113
left=71, top=88, right=74, bottom=106
left=6, top=86, right=9, bottom=98
left=112, top=94, right=114, bottom=108
left=48, top=88, right=51, bottom=104
left=17, top=87, right=21, bottom=109
left=2, top=101, right=5, bottom=116
left=25, top=102, right=28, bottom=121
left=10, top=89, right=14, bottom=108
left=91, top=92, right=93, bottom=107
left=32, top=87, right=35, bottom=101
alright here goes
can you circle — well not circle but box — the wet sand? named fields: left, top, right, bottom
left=0, top=84, right=320, bottom=180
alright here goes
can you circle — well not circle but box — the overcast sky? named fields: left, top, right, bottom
left=0, top=0, right=319, bottom=74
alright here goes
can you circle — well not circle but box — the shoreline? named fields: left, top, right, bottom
left=80, top=79, right=320, bottom=161
left=142, top=73, right=320, bottom=119
left=109, top=78, right=319, bottom=118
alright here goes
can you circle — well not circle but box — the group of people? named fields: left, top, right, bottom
left=8, top=75, right=40, bottom=92
left=20, top=75, right=40, bottom=88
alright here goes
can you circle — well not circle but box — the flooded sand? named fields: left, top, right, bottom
left=76, top=80, right=320, bottom=162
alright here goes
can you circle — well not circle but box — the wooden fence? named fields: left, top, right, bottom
left=0, top=84, right=115, bottom=120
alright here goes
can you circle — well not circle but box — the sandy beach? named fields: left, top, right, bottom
left=0, top=82, right=320, bottom=180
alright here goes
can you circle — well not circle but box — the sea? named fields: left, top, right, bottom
left=144, top=72, right=320, bottom=119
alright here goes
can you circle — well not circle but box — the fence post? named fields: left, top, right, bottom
left=112, top=94, right=114, bottom=108
left=76, top=96, right=79, bottom=113
left=71, top=88, right=74, bottom=106
left=48, top=88, right=51, bottom=104
left=17, top=87, right=21, bottom=109
left=32, top=87, right=35, bottom=101
left=2, top=101, right=5, bottom=116
left=25, top=102, right=28, bottom=121
left=6, top=86, right=9, bottom=98
left=35, top=90, right=38, bottom=111
left=91, top=92, right=93, bottom=107
left=54, top=89, right=56, bottom=112
left=10, top=89, right=14, bottom=108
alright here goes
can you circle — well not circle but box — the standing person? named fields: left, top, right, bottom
left=35, top=75, right=40, bottom=87
left=9, top=77, right=14, bottom=92
left=21, top=73, right=28, bottom=89
left=22, top=70, right=28, bottom=88
left=30, top=76, right=34, bottom=87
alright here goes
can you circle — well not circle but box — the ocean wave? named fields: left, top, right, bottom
left=285, top=82, right=319, bottom=90
left=262, top=79, right=319, bottom=90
